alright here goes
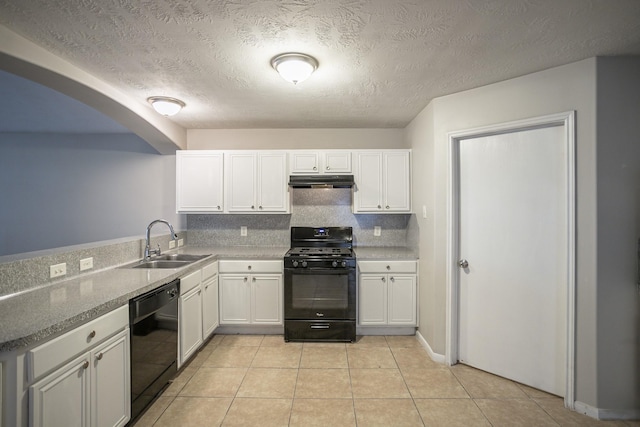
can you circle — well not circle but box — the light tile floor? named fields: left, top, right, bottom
left=132, top=334, right=639, bottom=426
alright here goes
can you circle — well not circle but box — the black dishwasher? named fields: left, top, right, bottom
left=129, top=279, right=180, bottom=422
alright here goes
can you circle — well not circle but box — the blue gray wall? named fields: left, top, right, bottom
left=0, top=133, right=184, bottom=257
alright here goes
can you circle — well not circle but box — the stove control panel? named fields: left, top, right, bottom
left=285, top=258, right=356, bottom=269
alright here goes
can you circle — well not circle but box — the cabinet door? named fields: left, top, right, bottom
left=290, top=151, right=319, bottom=174
left=324, top=151, right=351, bottom=173
left=176, top=151, right=224, bottom=212
left=179, top=286, right=203, bottom=367
left=30, top=354, right=91, bottom=427
left=202, top=274, right=219, bottom=338
left=257, top=153, right=288, bottom=212
left=388, top=275, right=417, bottom=325
left=92, top=330, right=130, bottom=427
left=251, top=275, right=282, bottom=324
left=219, top=275, right=251, bottom=324
left=383, top=151, right=411, bottom=212
left=354, top=152, right=384, bottom=212
left=227, top=153, right=257, bottom=212
left=358, top=274, right=387, bottom=325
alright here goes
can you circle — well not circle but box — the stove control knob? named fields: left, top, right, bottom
left=292, top=260, right=299, bottom=268
left=331, top=260, right=338, bottom=268
left=301, top=261, right=308, bottom=268
left=341, top=261, right=347, bottom=268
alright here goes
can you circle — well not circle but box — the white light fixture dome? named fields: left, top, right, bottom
left=147, top=96, right=185, bottom=116
left=271, top=53, right=318, bottom=85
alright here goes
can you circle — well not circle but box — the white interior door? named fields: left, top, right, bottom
left=458, top=125, right=568, bottom=396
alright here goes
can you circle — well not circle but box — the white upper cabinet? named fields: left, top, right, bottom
left=176, top=151, right=224, bottom=213
left=290, top=150, right=351, bottom=174
left=226, top=152, right=289, bottom=213
left=353, top=150, right=411, bottom=213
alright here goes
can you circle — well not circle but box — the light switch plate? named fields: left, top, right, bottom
left=241, top=226, right=248, bottom=237
left=169, top=240, right=176, bottom=249
left=374, top=226, right=381, bottom=237
left=178, top=239, right=184, bottom=247
left=422, top=205, right=427, bottom=219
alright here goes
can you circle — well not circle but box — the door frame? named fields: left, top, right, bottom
left=445, top=111, right=576, bottom=408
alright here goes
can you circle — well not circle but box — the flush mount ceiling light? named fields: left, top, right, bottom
left=147, top=96, right=186, bottom=116
left=271, top=53, right=318, bottom=85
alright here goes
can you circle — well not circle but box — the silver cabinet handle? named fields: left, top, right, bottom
left=252, top=277, right=256, bottom=282
left=96, top=352, right=103, bottom=361
left=82, top=360, right=90, bottom=369
left=312, top=166, right=317, bottom=170
left=390, top=277, right=395, bottom=282
left=386, top=205, right=390, bottom=209
left=244, top=277, right=248, bottom=282
left=88, top=330, right=96, bottom=340
left=458, top=259, right=469, bottom=268
left=386, top=265, right=391, bottom=270
left=217, top=205, right=221, bottom=210
left=248, top=265, right=252, bottom=270
left=381, top=277, right=386, bottom=282
left=259, top=206, right=263, bottom=210
left=326, top=166, right=330, bottom=170
left=251, top=205, right=255, bottom=209
left=377, top=205, right=381, bottom=209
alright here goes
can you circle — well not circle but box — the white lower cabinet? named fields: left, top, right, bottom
left=179, top=261, right=219, bottom=368
left=29, top=307, right=130, bottom=427
left=219, top=260, right=283, bottom=325
left=202, top=263, right=219, bottom=339
left=179, top=269, right=203, bottom=368
left=358, top=261, right=417, bottom=326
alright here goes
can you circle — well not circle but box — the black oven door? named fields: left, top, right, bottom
left=284, top=267, right=356, bottom=320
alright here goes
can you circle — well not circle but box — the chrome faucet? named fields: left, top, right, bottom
left=144, top=219, right=178, bottom=260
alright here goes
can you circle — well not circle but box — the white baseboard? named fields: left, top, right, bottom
left=416, top=330, right=446, bottom=364
left=574, top=401, right=640, bottom=421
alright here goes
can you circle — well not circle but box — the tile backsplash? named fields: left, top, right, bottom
left=187, top=188, right=415, bottom=248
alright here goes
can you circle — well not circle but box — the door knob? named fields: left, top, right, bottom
left=458, top=259, right=469, bottom=268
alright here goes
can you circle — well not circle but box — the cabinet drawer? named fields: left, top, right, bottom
left=28, top=305, right=128, bottom=382
left=219, top=260, right=282, bottom=274
left=202, top=261, right=218, bottom=280
left=358, top=260, right=417, bottom=274
left=181, top=269, right=202, bottom=293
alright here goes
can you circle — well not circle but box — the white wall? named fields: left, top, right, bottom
left=406, top=59, right=601, bottom=408
left=595, top=57, right=640, bottom=411
left=188, top=128, right=406, bottom=150
left=0, top=133, right=184, bottom=257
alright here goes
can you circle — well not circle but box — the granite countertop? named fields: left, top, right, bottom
left=0, top=246, right=287, bottom=353
left=0, top=245, right=414, bottom=352
left=354, top=246, right=418, bottom=260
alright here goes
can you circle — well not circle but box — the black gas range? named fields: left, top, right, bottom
left=284, top=227, right=356, bottom=342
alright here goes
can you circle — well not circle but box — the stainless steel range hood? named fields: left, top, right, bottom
left=288, top=175, right=355, bottom=188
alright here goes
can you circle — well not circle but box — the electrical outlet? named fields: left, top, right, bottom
left=241, top=226, right=247, bottom=237
left=178, top=239, right=184, bottom=247
left=50, top=263, right=67, bottom=278
left=79, top=257, right=93, bottom=271
left=169, top=240, right=176, bottom=249
left=374, top=226, right=381, bottom=237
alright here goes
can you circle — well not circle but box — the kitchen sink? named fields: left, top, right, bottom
left=122, top=254, right=211, bottom=269
left=131, top=260, right=191, bottom=269
left=153, top=254, right=210, bottom=262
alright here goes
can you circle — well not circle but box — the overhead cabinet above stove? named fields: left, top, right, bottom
left=289, top=150, right=352, bottom=174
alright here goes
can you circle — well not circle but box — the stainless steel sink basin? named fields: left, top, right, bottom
left=122, top=254, right=211, bottom=269
left=131, top=260, right=191, bottom=269
left=153, top=254, right=210, bottom=262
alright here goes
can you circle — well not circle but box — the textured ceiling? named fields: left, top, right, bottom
left=1, top=0, right=640, bottom=129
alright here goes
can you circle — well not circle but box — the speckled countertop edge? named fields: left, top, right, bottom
left=0, top=245, right=415, bottom=352
left=0, top=246, right=287, bottom=352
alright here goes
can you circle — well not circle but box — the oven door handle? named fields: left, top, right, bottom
left=285, top=268, right=354, bottom=274
left=310, top=324, right=331, bottom=329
